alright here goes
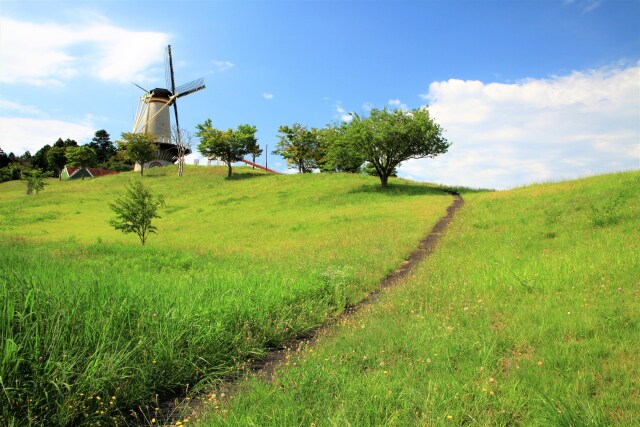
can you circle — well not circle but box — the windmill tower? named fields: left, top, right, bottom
left=132, top=45, right=205, bottom=170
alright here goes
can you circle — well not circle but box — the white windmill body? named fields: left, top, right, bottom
left=132, top=45, right=205, bottom=170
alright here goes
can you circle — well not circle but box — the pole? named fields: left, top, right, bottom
left=266, top=144, right=268, bottom=170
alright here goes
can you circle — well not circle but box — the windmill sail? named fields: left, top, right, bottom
left=130, top=44, right=205, bottom=171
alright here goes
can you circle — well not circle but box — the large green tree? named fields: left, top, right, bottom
left=65, top=146, right=97, bottom=179
left=273, top=124, right=321, bottom=173
left=196, top=119, right=256, bottom=177
left=116, top=132, right=158, bottom=176
left=341, top=107, right=450, bottom=187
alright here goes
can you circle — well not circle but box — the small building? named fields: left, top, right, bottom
left=61, top=166, right=120, bottom=180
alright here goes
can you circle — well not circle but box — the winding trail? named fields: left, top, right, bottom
left=253, top=191, right=464, bottom=381
left=143, top=190, right=465, bottom=424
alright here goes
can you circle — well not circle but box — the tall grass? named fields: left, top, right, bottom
left=0, top=166, right=452, bottom=425
left=199, top=171, right=639, bottom=426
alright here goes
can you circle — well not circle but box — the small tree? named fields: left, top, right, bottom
left=196, top=119, right=256, bottom=177
left=66, top=146, right=98, bottom=179
left=22, top=169, right=49, bottom=195
left=109, top=180, right=164, bottom=245
left=172, top=127, right=193, bottom=177
left=273, top=124, right=321, bottom=173
left=248, top=140, right=263, bottom=169
left=342, top=107, right=450, bottom=187
left=116, top=132, right=158, bottom=176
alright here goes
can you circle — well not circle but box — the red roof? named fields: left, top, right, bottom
left=66, top=166, right=119, bottom=178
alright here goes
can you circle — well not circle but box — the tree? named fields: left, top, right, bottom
left=31, top=145, right=52, bottom=173
left=196, top=119, right=256, bottom=177
left=116, top=132, right=158, bottom=176
left=341, top=107, right=450, bottom=187
left=46, top=147, right=68, bottom=179
left=0, top=148, right=9, bottom=169
left=21, top=169, right=49, bottom=195
left=247, top=140, right=263, bottom=169
left=109, top=180, right=164, bottom=245
left=66, top=146, right=98, bottom=179
left=54, top=138, right=78, bottom=149
left=88, top=130, right=117, bottom=165
left=172, top=127, right=193, bottom=177
left=273, top=124, right=321, bottom=173
left=317, top=123, right=365, bottom=173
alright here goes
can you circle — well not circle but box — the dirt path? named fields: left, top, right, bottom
left=141, top=190, right=464, bottom=424
left=253, top=191, right=464, bottom=381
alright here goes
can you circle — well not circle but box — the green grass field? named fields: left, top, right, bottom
left=198, top=171, right=639, bottom=426
left=0, top=166, right=453, bottom=426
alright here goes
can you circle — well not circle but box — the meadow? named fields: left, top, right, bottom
left=0, top=166, right=453, bottom=426
left=198, top=171, right=639, bottom=426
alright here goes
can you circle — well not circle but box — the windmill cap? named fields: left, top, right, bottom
left=150, top=88, right=172, bottom=99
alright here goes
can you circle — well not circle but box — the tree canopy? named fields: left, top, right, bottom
left=340, top=107, right=450, bottom=187
left=273, top=124, right=321, bottom=173
left=116, top=132, right=158, bottom=176
left=65, top=146, right=98, bottom=179
left=196, top=119, right=257, bottom=177
left=88, top=130, right=117, bottom=165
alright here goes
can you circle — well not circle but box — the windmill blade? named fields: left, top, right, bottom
left=175, top=78, right=206, bottom=98
left=173, top=100, right=182, bottom=146
left=132, top=82, right=149, bottom=93
left=166, top=45, right=177, bottom=95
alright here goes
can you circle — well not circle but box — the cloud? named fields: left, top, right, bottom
left=262, top=92, right=274, bottom=100
left=388, top=99, right=408, bottom=110
left=212, top=60, right=235, bottom=72
left=563, top=0, right=602, bottom=13
left=403, top=62, right=640, bottom=189
left=335, top=102, right=353, bottom=122
left=0, top=117, right=96, bottom=155
left=0, top=99, right=40, bottom=115
left=0, top=16, right=170, bottom=85
left=362, top=102, right=374, bottom=112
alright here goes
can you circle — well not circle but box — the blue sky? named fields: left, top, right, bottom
left=1, top=0, right=638, bottom=189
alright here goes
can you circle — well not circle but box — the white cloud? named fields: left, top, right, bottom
left=0, top=16, right=170, bottom=85
left=212, top=60, right=235, bottom=72
left=0, top=99, right=40, bottom=115
left=403, top=62, right=640, bottom=189
left=362, top=102, right=374, bottom=112
left=0, top=117, right=96, bottom=154
left=262, top=92, right=274, bottom=100
left=335, top=101, right=353, bottom=122
left=388, top=98, right=408, bottom=110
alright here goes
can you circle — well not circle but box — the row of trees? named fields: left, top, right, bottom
left=196, top=107, right=450, bottom=187
left=0, top=130, right=134, bottom=183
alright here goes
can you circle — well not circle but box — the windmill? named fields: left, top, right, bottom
left=131, top=45, right=205, bottom=170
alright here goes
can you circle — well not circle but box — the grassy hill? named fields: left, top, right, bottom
left=198, top=171, right=639, bottom=426
left=0, top=166, right=454, bottom=426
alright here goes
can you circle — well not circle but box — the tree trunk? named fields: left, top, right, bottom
left=227, top=162, right=232, bottom=177
left=140, top=165, right=144, bottom=176
left=252, top=154, right=255, bottom=169
left=379, top=173, right=389, bottom=188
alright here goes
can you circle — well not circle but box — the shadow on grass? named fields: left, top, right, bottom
left=349, top=182, right=494, bottom=197
left=348, top=183, right=445, bottom=197
left=225, top=172, right=274, bottom=181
